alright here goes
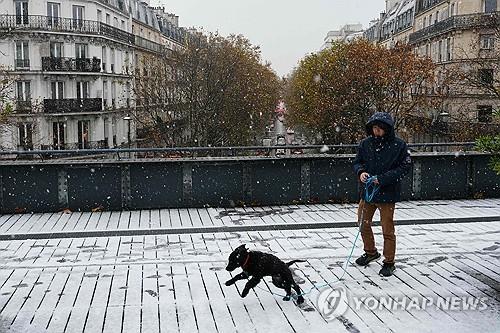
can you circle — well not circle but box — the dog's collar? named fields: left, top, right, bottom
left=241, top=253, right=250, bottom=270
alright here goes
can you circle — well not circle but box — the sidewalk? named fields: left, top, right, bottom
left=1, top=199, right=499, bottom=240
left=0, top=199, right=499, bottom=332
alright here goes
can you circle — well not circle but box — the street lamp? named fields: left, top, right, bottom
left=123, top=115, right=132, bottom=157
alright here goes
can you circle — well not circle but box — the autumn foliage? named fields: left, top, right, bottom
left=286, top=39, right=436, bottom=144
left=134, top=31, right=281, bottom=147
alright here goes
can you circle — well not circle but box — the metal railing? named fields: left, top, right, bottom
left=0, top=142, right=477, bottom=160
left=43, top=98, right=102, bottom=114
left=415, top=0, right=447, bottom=15
left=15, top=100, right=31, bottom=112
left=409, top=11, right=500, bottom=44
left=98, top=0, right=128, bottom=15
left=0, top=14, right=185, bottom=53
left=41, top=57, right=101, bottom=72
left=40, top=140, right=108, bottom=151
left=0, top=14, right=134, bottom=44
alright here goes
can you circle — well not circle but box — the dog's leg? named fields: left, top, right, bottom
left=225, top=272, right=248, bottom=286
left=292, top=283, right=305, bottom=304
left=241, top=277, right=261, bottom=298
left=283, top=283, right=292, bottom=301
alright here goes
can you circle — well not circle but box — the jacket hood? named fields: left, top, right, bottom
left=366, top=112, right=395, bottom=139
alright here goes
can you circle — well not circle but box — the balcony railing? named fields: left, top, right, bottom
left=15, top=59, right=30, bottom=69
left=0, top=15, right=135, bottom=45
left=41, top=140, right=108, bottom=151
left=42, top=57, right=101, bottom=72
left=98, top=0, right=128, bottom=15
left=409, top=12, right=500, bottom=44
left=15, top=100, right=31, bottom=112
left=43, top=98, right=102, bottom=113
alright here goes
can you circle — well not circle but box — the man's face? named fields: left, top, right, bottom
left=372, top=125, right=385, bottom=137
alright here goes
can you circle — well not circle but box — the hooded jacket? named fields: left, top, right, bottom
left=353, top=112, right=412, bottom=203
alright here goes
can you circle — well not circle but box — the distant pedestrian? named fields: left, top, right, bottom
left=353, top=112, right=412, bottom=276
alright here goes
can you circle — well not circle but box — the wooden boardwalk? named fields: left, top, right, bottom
left=1, top=199, right=499, bottom=239
left=0, top=200, right=499, bottom=332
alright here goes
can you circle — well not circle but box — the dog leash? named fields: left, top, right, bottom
left=249, top=176, right=380, bottom=300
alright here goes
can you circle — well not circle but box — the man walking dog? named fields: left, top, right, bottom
left=353, top=112, right=412, bottom=276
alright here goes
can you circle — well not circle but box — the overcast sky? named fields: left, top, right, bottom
left=151, top=0, right=386, bottom=77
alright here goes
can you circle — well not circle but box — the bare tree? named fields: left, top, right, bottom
left=133, top=30, right=281, bottom=147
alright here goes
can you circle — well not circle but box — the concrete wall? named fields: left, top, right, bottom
left=1, top=153, right=498, bottom=213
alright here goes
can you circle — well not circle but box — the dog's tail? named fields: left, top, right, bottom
left=286, top=259, right=306, bottom=266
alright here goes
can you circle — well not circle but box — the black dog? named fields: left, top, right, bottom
left=225, top=244, right=305, bottom=304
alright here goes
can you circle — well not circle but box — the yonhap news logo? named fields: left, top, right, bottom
left=317, top=287, right=490, bottom=321
left=317, top=286, right=350, bottom=320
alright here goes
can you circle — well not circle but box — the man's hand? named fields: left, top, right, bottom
left=360, top=172, right=370, bottom=183
left=373, top=177, right=380, bottom=185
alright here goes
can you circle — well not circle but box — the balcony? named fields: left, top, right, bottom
left=42, top=57, right=101, bottom=72
left=43, top=98, right=102, bottom=114
left=41, top=140, right=108, bottom=150
left=15, top=59, right=30, bottom=70
left=409, top=12, right=500, bottom=44
left=0, top=15, right=135, bottom=44
left=15, top=100, right=32, bottom=112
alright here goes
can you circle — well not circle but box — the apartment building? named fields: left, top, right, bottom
left=0, top=0, right=185, bottom=151
left=321, top=24, right=364, bottom=50
left=365, top=0, right=499, bottom=141
left=410, top=0, right=499, bottom=126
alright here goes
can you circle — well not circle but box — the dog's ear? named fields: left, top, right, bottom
left=237, top=244, right=247, bottom=252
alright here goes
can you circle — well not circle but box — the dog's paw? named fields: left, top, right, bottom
left=283, top=295, right=291, bottom=301
left=241, top=289, right=249, bottom=298
left=297, top=296, right=305, bottom=304
left=225, top=280, right=233, bottom=286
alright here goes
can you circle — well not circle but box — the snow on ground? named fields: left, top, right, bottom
left=0, top=214, right=499, bottom=333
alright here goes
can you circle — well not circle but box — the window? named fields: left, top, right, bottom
left=17, top=81, right=31, bottom=101
left=121, top=20, right=126, bottom=30
left=50, top=42, right=63, bottom=57
left=478, top=105, right=493, bottom=123
left=53, top=122, right=66, bottom=149
left=77, top=120, right=90, bottom=149
left=450, top=3, right=455, bottom=16
left=125, top=51, right=130, bottom=74
left=114, top=17, right=119, bottom=28
left=47, top=2, right=60, bottom=26
left=104, top=118, right=109, bottom=144
left=72, top=5, right=85, bottom=28
left=103, top=81, right=108, bottom=107
left=480, top=34, right=495, bottom=50
left=76, top=81, right=89, bottom=100
left=106, top=13, right=110, bottom=25
left=97, top=9, right=102, bottom=22
left=446, top=37, right=452, bottom=61
left=102, top=47, right=107, bottom=72
left=18, top=123, right=33, bottom=150
left=51, top=81, right=64, bottom=99
left=484, top=0, right=497, bottom=13
left=438, top=40, right=443, bottom=62
left=423, top=17, right=427, bottom=28
left=126, top=82, right=131, bottom=107
left=479, top=68, right=494, bottom=85
left=15, top=41, right=29, bottom=69
left=110, top=48, right=115, bottom=73
left=435, top=10, right=439, bottom=24
left=15, top=1, right=28, bottom=25
left=111, top=81, right=116, bottom=107
left=75, top=43, right=87, bottom=59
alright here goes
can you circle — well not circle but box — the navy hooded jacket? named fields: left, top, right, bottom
left=353, top=112, right=412, bottom=203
